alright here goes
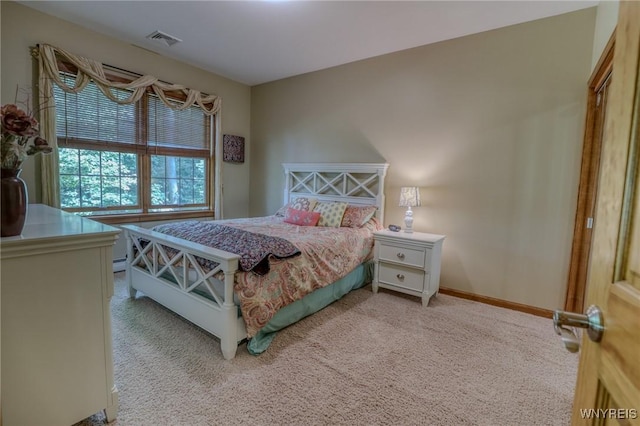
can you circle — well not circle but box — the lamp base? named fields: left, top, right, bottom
left=404, top=208, right=414, bottom=233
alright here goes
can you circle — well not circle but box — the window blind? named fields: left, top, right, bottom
left=54, top=74, right=139, bottom=151
left=147, top=95, right=209, bottom=156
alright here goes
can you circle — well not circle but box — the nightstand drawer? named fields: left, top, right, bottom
left=378, top=243, right=426, bottom=269
left=378, top=263, right=424, bottom=292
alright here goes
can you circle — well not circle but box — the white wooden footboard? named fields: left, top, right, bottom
left=122, top=225, right=246, bottom=360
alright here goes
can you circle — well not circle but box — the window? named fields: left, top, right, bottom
left=54, top=70, right=214, bottom=220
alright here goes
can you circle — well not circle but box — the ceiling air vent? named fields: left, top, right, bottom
left=146, top=30, right=182, bottom=47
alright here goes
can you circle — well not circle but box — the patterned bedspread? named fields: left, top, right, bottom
left=154, top=215, right=381, bottom=338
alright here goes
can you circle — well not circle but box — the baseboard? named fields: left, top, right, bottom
left=439, top=287, right=554, bottom=318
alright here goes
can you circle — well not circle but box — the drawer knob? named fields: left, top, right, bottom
left=396, top=274, right=405, bottom=281
left=396, top=252, right=405, bottom=260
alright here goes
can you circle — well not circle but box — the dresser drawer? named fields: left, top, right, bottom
left=378, top=263, right=425, bottom=292
left=378, top=243, right=427, bottom=269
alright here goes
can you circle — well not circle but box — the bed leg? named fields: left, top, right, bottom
left=220, top=304, right=238, bottom=360
left=128, top=284, right=137, bottom=299
left=221, top=269, right=238, bottom=359
left=126, top=266, right=137, bottom=298
left=221, top=338, right=238, bottom=360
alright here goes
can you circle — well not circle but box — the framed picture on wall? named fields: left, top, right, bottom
left=223, top=135, right=245, bottom=163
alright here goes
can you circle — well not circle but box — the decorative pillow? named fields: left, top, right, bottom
left=341, top=205, right=377, bottom=228
left=313, top=201, right=348, bottom=227
left=284, top=208, right=321, bottom=226
left=275, top=197, right=317, bottom=217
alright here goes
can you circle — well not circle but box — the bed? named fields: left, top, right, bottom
left=123, top=163, right=389, bottom=359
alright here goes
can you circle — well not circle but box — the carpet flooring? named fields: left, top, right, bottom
left=76, top=272, right=577, bottom=425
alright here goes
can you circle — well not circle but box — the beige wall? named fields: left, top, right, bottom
left=591, top=0, right=619, bottom=71
left=1, top=1, right=599, bottom=311
left=0, top=1, right=252, bottom=219
left=250, top=9, right=596, bottom=310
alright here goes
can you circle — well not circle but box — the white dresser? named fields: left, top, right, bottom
left=1, top=205, right=120, bottom=426
left=372, top=230, right=445, bottom=306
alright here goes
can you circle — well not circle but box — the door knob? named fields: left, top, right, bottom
left=553, top=305, right=604, bottom=353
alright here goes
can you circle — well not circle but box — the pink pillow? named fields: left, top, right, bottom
left=284, top=207, right=321, bottom=226
left=341, top=205, right=377, bottom=228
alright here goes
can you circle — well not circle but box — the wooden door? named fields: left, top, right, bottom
left=565, top=64, right=613, bottom=313
left=572, top=1, right=640, bottom=424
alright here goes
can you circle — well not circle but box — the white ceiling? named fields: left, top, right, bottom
left=21, top=1, right=598, bottom=86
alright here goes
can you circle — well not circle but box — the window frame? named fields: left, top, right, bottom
left=54, top=61, right=216, bottom=224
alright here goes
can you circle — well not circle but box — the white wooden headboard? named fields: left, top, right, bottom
left=282, top=163, right=389, bottom=224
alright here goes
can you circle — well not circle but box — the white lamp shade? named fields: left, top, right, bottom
left=399, top=187, right=421, bottom=207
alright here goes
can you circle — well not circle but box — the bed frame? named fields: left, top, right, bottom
left=123, top=163, right=389, bottom=359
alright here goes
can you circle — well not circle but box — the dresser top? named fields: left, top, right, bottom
left=1, top=204, right=120, bottom=244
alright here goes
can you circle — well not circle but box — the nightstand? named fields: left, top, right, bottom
left=372, top=230, right=445, bottom=306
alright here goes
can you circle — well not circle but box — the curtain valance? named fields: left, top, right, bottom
left=37, top=44, right=221, bottom=115
left=34, top=43, right=223, bottom=216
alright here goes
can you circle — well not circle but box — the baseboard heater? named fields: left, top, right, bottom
left=113, top=258, right=126, bottom=273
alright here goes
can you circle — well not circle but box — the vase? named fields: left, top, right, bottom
left=1, top=168, right=28, bottom=237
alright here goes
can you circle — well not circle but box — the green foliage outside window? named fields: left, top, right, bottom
left=54, top=72, right=211, bottom=216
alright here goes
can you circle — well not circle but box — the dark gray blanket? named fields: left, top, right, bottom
left=151, top=220, right=300, bottom=275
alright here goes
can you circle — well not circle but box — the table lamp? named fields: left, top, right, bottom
left=399, top=187, right=421, bottom=233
